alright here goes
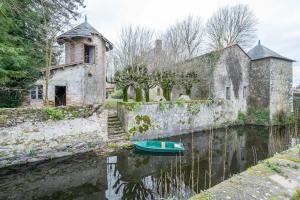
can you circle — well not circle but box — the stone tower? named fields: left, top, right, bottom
left=248, top=41, right=294, bottom=121
left=57, top=17, right=113, bottom=104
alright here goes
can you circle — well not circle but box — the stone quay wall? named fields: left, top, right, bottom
left=117, top=100, right=245, bottom=139
left=0, top=105, right=97, bottom=127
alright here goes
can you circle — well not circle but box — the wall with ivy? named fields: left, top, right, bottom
left=117, top=100, right=246, bottom=139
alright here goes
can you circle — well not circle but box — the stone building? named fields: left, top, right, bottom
left=247, top=41, right=294, bottom=120
left=29, top=18, right=113, bottom=107
left=148, top=40, right=294, bottom=119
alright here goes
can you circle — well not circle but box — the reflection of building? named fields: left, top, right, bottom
left=0, top=127, right=294, bottom=199
left=0, top=153, right=108, bottom=200
left=28, top=17, right=113, bottom=107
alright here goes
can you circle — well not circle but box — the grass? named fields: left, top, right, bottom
left=259, top=160, right=281, bottom=173
left=107, top=143, right=118, bottom=149
left=14, top=139, right=23, bottom=145
left=44, top=107, right=64, bottom=120
left=121, top=143, right=133, bottom=150
left=103, top=99, right=122, bottom=109
left=292, top=188, right=300, bottom=200
left=279, top=156, right=300, bottom=163
left=189, top=191, right=212, bottom=200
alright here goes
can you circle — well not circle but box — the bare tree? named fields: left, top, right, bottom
left=163, top=15, right=205, bottom=62
left=206, top=4, right=257, bottom=49
left=114, top=25, right=154, bottom=69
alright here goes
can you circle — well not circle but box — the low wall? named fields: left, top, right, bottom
left=0, top=105, right=97, bottom=127
left=117, top=100, right=244, bottom=139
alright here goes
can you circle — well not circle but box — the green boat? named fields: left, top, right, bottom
left=133, top=140, right=185, bottom=153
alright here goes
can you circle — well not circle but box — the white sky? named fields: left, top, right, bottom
left=78, top=0, right=300, bottom=86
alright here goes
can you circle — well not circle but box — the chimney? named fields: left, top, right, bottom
left=155, top=39, right=162, bottom=52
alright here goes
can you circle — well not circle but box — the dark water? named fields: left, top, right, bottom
left=0, top=126, right=299, bottom=200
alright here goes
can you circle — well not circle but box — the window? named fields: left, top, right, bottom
left=30, top=89, right=36, bottom=99
left=226, top=87, right=230, bottom=100
left=30, top=85, right=43, bottom=100
left=157, top=88, right=161, bottom=96
left=37, top=85, right=43, bottom=99
left=84, top=45, right=95, bottom=64
left=243, top=86, right=247, bottom=98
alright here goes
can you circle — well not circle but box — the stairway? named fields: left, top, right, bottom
left=107, top=112, right=127, bottom=141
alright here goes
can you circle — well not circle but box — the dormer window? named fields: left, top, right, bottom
left=84, top=45, right=95, bottom=64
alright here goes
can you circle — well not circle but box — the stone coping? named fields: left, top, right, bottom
left=190, top=144, right=300, bottom=200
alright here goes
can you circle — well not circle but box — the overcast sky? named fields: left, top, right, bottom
left=78, top=0, right=300, bottom=86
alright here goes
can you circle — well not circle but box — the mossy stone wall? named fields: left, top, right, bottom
left=0, top=105, right=97, bottom=127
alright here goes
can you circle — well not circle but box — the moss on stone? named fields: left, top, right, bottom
left=292, top=188, right=300, bottom=200
left=107, top=143, right=118, bottom=149
left=0, top=115, right=8, bottom=126
left=279, top=156, right=300, bottom=163
left=189, top=191, right=213, bottom=200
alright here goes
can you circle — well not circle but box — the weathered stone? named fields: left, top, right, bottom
left=0, top=115, right=8, bottom=127
left=0, top=110, right=108, bottom=168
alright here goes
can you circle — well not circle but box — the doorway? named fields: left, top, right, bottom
left=55, top=86, right=66, bottom=107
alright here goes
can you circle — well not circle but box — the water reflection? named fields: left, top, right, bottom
left=0, top=126, right=298, bottom=200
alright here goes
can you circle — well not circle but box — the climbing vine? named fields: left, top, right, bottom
left=129, top=115, right=151, bottom=137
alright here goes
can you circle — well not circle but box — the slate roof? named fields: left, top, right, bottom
left=247, top=41, right=295, bottom=62
left=57, top=19, right=113, bottom=51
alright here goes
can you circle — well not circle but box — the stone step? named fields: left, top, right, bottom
left=109, top=130, right=125, bottom=135
left=108, top=119, right=121, bottom=123
left=108, top=116, right=118, bottom=119
left=108, top=126, right=123, bottom=130
left=108, top=135, right=127, bottom=141
left=108, top=119, right=119, bottom=123
left=108, top=129, right=123, bottom=133
left=108, top=127, right=124, bottom=132
left=108, top=122, right=122, bottom=127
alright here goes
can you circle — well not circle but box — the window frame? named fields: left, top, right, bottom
left=84, top=44, right=95, bottom=64
left=243, top=86, right=247, bottom=98
left=226, top=86, right=231, bottom=100
left=30, top=85, right=43, bottom=100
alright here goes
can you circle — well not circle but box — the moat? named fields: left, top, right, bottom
left=0, top=126, right=299, bottom=200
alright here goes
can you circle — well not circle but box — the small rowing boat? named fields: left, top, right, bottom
left=133, top=140, right=185, bottom=153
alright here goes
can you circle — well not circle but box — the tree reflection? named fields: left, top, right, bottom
left=112, top=175, right=155, bottom=200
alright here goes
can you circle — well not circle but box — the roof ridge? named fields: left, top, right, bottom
left=248, top=41, right=295, bottom=62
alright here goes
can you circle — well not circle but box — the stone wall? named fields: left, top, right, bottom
left=0, top=109, right=107, bottom=168
left=0, top=105, right=96, bottom=127
left=117, top=100, right=245, bottom=139
left=269, top=58, right=293, bottom=119
left=149, top=45, right=250, bottom=106
left=248, top=59, right=270, bottom=109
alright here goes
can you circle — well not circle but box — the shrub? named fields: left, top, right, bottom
left=110, top=89, right=123, bottom=99
left=247, top=108, right=270, bottom=125
left=237, top=111, right=247, bottom=125
left=44, top=108, right=64, bottom=120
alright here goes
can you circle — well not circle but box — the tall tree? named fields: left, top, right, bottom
left=159, top=70, right=177, bottom=101
left=206, top=4, right=257, bottom=49
left=163, top=15, right=205, bottom=62
left=0, top=0, right=84, bottom=107
left=115, top=25, right=154, bottom=69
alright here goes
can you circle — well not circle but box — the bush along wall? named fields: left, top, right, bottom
left=0, top=105, right=97, bottom=127
left=237, top=108, right=270, bottom=125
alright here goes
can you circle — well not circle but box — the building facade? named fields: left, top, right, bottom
left=148, top=41, right=294, bottom=119
left=29, top=18, right=113, bottom=107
